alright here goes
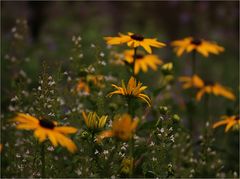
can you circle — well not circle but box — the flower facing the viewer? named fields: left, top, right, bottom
left=104, top=32, right=165, bottom=53
left=13, top=113, right=78, bottom=153
left=108, top=76, right=151, bottom=106
left=124, top=50, right=163, bottom=74
left=179, top=75, right=235, bottom=101
left=82, top=111, right=108, bottom=130
left=171, top=37, right=224, bottom=57
left=213, top=115, right=240, bottom=132
left=97, top=114, right=139, bottom=141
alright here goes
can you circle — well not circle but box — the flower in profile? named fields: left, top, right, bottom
left=108, top=76, right=151, bottom=106
left=213, top=115, right=240, bottom=132
left=13, top=113, right=78, bottom=153
left=179, top=75, right=204, bottom=89
left=97, top=114, right=138, bottom=141
left=179, top=75, right=235, bottom=101
left=82, top=111, right=108, bottom=130
left=104, top=32, right=165, bottom=54
left=171, top=37, right=224, bottom=57
left=124, top=50, right=163, bottom=74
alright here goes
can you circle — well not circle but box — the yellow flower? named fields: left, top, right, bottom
left=82, top=111, right=108, bottom=130
left=76, top=79, right=90, bottom=94
left=104, top=32, right=165, bottom=54
left=97, top=114, right=138, bottom=141
left=13, top=113, right=78, bottom=153
left=161, top=62, right=174, bottom=75
left=108, top=76, right=151, bottom=106
left=124, top=50, right=163, bottom=74
left=171, top=37, right=224, bottom=57
left=179, top=75, right=204, bottom=89
left=196, top=83, right=235, bottom=101
left=179, top=75, right=235, bottom=101
left=213, top=115, right=240, bottom=132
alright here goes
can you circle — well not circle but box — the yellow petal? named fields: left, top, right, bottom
left=55, top=126, right=78, bottom=134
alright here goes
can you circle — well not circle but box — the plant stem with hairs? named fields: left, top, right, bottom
left=41, top=142, right=45, bottom=178
left=127, top=97, right=135, bottom=177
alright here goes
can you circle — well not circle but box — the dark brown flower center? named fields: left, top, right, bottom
left=234, top=116, right=240, bottom=121
left=133, top=54, right=144, bottom=59
left=204, top=80, right=214, bottom=86
left=191, top=39, right=202, bottom=46
left=39, top=119, right=55, bottom=129
left=130, top=34, right=144, bottom=41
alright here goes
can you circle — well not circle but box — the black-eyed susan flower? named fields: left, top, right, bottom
left=104, top=32, right=165, bottom=54
left=123, top=50, right=163, bottom=74
left=179, top=75, right=235, bottom=101
left=171, top=37, right=224, bottom=57
left=97, top=114, right=138, bottom=141
left=13, top=113, right=77, bottom=153
left=82, top=111, right=108, bottom=130
left=213, top=115, right=240, bottom=132
left=108, top=76, right=151, bottom=106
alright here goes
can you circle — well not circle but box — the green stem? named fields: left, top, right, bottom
left=132, top=47, right=137, bottom=77
left=205, top=95, right=212, bottom=125
left=126, top=97, right=135, bottom=176
left=41, top=142, right=45, bottom=178
left=192, top=50, right=196, bottom=75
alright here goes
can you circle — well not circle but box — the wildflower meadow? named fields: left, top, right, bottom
left=1, top=1, right=239, bottom=178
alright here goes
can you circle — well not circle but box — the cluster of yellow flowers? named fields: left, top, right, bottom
left=12, top=32, right=238, bottom=156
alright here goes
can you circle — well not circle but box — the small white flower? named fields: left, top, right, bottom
left=78, top=54, right=84, bottom=58
left=103, top=150, right=109, bottom=155
left=206, top=122, right=210, bottom=127
left=152, top=157, right=157, bottom=161
left=150, top=141, right=155, bottom=146
left=160, top=128, right=164, bottom=133
left=100, top=52, right=105, bottom=57
left=11, top=96, right=19, bottom=102
left=47, top=146, right=54, bottom=151
left=94, top=150, right=99, bottom=155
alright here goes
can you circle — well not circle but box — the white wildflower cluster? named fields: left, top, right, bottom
left=72, top=35, right=82, bottom=48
